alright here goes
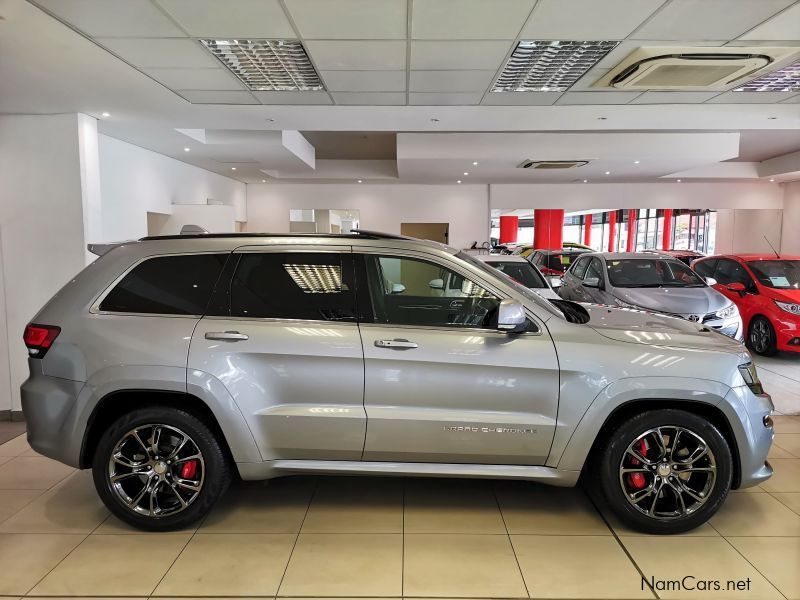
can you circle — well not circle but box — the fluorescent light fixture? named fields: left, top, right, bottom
left=734, top=62, right=799, bottom=92
left=283, top=264, right=342, bottom=294
left=201, top=39, right=323, bottom=91
left=492, top=40, right=618, bottom=92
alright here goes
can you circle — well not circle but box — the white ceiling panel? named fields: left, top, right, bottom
left=155, top=0, right=295, bottom=38
left=145, top=68, right=243, bottom=90
left=482, top=92, right=562, bottom=105
left=631, top=91, right=723, bottom=104
left=305, top=41, right=406, bottom=70
left=321, top=70, right=406, bottom=92
left=33, top=0, right=186, bottom=37
left=707, top=91, right=800, bottom=103
left=409, top=92, right=484, bottom=105
left=520, top=0, right=665, bottom=40
left=411, top=0, right=536, bottom=39
left=410, top=70, right=496, bottom=92
left=557, top=91, right=642, bottom=104
left=631, top=0, right=795, bottom=41
left=331, top=92, right=407, bottom=105
left=411, top=41, right=513, bottom=70
left=253, top=91, right=333, bottom=104
left=98, top=38, right=218, bottom=69
left=178, top=91, right=258, bottom=104
left=779, top=94, right=800, bottom=103
left=285, top=0, right=407, bottom=39
left=739, top=3, right=800, bottom=40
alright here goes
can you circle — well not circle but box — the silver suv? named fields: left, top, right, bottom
left=21, top=232, right=774, bottom=533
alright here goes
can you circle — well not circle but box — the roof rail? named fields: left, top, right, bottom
left=350, top=229, right=414, bottom=240
left=138, top=232, right=400, bottom=241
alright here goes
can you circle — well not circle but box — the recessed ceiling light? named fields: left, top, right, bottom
left=265, top=118, right=275, bottom=122
left=492, top=40, right=618, bottom=92
left=457, top=180, right=462, bottom=184
left=231, top=167, right=236, bottom=171
left=357, top=179, right=362, bottom=183
left=472, top=161, right=479, bottom=166
left=583, top=179, right=588, bottom=183
left=597, top=116, right=607, bottom=120
left=769, top=178, right=775, bottom=182
left=201, top=39, right=323, bottom=91
left=101, top=112, right=110, bottom=117
left=463, top=172, right=469, bottom=176
left=605, top=171, right=611, bottom=175
left=261, top=179, right=266, bottom=182
left=734, top=61, right=800, bottom=92
left=184, top=147, right=190, bottom=152
left=430, top=117, right=439, bottom=122
left=767, top=116, right=777, bottom=120
left=634, top=160, right=640, bottom=164
left=677, top=179, right=682, bottom=182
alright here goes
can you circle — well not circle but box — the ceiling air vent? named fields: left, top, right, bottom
left=595, top=47, right=799, bottom=90
left=518, top=160, right=589, bottom=169
left=201, top=39, right=323, bottom=91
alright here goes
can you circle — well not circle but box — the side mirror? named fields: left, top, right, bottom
left=727, top=282, right=746, bottom=296
left=390, top=283, right=406, bottom=294
left=497, top=299, right=527, bottom=333
left=548, top=276, right=562, bottom=289
left=428, top=278, right=444, bottom=290
left=704, top=277, right=718, bottom=286
left=584, top=276, right=600, bottom=288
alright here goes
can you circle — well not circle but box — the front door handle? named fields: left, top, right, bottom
left=375, top=338, right=418, bottom=349
left=205, top=331, right=249, bottom=341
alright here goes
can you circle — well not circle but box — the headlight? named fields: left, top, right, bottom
left=738, top=361, right=764, bottom=395
left=775, top=300, right=800, bottom=316
left=715, top=303, right=739, bottom=319
left=614, top=297, right=638, bottom=309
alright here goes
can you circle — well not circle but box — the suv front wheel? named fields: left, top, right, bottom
left=594, top=409, right=732, bottom=534
left=92, top=406, right=231, bottom=531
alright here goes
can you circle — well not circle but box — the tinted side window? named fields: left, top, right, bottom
left=714, top=259, right=752, bottom=287
left=365, top=255, right=501, bottom=329
left=100, top=254, right=227, bottom=315
left=571, top=256, right=590, bottom=279
left=584, top=258, right=604, bottom=282
left=531, top=253, right=543, bottom=266
left=230, top=252, right=356, bottom=321
left=693, top=259, right=717, bottom=279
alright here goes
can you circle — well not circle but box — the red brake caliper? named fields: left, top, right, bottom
left=180, top=459, right=198, bottom=479
left=627, top=439, right=648, bottom=490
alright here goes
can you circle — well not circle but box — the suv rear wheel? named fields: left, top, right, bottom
left=92, top=407, right=231, bottom=531
left=594, top=409, right=732, bottom=534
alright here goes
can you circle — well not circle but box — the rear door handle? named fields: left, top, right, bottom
left=205, top=331, right=249, bottom=341
left=375, top=338, right=418, bottom=349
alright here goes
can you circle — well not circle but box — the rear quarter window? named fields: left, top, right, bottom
left=99, top=253, right=228, bottom=315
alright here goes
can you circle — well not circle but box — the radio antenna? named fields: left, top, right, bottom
left=763, top=235, right=780, bottom=259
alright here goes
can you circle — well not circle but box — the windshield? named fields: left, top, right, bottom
left=540, top=252, right=584, bottom=274
left=607, top=258, right=705, bottom=288
left=486, top=261, right=548, bottom=289
left=747, top=260, right=800, bottom=290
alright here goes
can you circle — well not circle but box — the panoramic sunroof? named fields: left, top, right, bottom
left=492, top=40, right=619, bottom=92
left=201, top=39, right=323, bottom=91
left=734, top=61, right=800, bottom=92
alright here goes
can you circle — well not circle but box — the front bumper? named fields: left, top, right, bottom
left=773, top=313, right=800, bottom=353
left=20, top=360, right=84, bottom=468
left=720, top=385, right=774, bottom=488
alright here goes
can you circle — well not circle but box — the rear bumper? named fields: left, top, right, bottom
left=20, top=360, right=84, bottom=468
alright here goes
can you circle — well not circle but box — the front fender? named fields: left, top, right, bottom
left=552, top=376, right=731, bottom=471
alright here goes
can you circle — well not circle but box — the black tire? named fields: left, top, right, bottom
left=748, top=316, right=778, bottom=356
left=592, top=409, right=732, bottom=535
left=92, top=406, right=231, bottom=531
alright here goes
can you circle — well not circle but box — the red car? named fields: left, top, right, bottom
left=692, top=254, right=800, bottom=355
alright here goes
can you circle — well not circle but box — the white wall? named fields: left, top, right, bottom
left=156, top=204, right=237, bottom=235
left=246, top=184, right=489, bottom=250
left=98, top=135, right=246, bottom=242
left=0, top=115, right=92, bottom=413
left=781, top=182, right=800, bottom=256
left=714, top=209, right=784, bottom=255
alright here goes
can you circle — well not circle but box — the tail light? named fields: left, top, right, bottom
left=23, top=323, right=61, bottom=358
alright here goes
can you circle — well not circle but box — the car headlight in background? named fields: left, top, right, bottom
left=738, top=361, right=764, bottom=395
left=715, top=303, right=739, bottom=320
left=775, top=300, right=800, bottom=316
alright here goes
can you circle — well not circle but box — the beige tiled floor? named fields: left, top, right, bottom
left=0, top=353, right=797, bottom=600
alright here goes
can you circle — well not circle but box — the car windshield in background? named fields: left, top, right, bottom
left=607, top=258, right=705, bottom=288
left=542, top=253, right=578, bottom=273
left=489, top=261, right=547, bottom=288
left=748, top=260, right=800, bottom=289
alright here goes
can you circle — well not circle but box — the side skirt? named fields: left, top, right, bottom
left=237, top=460, right=580, bottom=486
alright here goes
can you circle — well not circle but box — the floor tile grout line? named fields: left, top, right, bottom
left=582, top=488, right=660, bottom=600
left=713, top=522, right=790, bottom=600
left=765, top=490, right=800, bottom=516
left=491, top=482, right=531, bottom=599
left=274, top=475, right=319, bottom=597
left=146, top=521, right=201, bottom=598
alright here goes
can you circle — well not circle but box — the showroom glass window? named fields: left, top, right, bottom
left=99, top=253, right=227, bottom=315
left=363, top=255, right=500, bottom=328
left=228, top=252, right=357, bottom=321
